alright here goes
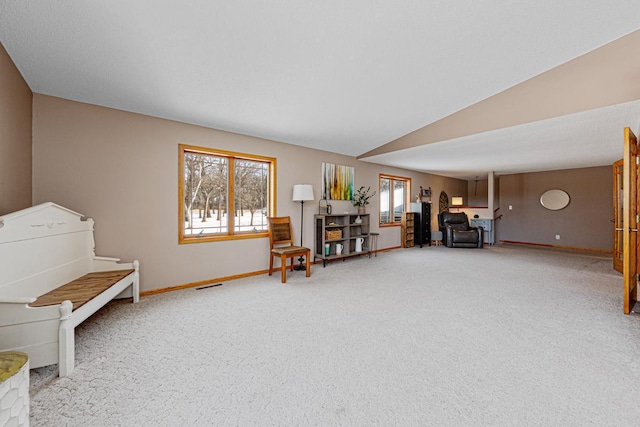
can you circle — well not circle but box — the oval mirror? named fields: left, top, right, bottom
left=540, top=189, right=570, bottom=210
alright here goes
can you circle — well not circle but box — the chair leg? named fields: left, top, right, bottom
left=269, top=253, right=274, bottom=276
left=280, top=254, right=287, bottom=283
left=305, top=250, right=310, bottom=277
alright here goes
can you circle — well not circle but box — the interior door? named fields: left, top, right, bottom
left=613, top=159, right=623, bottom=273
left=623, top=127, right=639, bottom=314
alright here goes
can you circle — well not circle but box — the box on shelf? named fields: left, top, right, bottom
left=325, top=229, right=342, bottom=240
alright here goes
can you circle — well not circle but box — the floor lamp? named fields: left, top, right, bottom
left=292, top=184, right=314, bottom=271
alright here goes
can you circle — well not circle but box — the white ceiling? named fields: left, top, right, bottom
left=1, top=1, right=640, bottom=180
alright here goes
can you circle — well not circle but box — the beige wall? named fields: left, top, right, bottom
left=466, top=179, right=489, bottom=206
left=497, top=167, right=613, bottom=250
left=32, top=94, right=467, bottom=292
left=0, top=43, right=32, bottom=215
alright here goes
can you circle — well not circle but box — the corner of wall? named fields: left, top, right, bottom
left=0, top=42, right=33, bottom=214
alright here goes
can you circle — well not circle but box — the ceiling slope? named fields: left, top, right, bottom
left=360, top=30, right=640, bottom=179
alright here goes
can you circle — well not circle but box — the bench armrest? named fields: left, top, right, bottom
left=0, top=296, right=37, bottom=304
left=92, top=256, right=136, bottom=272
left=94, top=256, right=121, bottom=262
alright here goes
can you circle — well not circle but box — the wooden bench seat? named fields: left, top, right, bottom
left=0, top=202, right=140, bottom=377
left=29, top=269, right=135, bottom=310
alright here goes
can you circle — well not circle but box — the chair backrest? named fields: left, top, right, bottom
left=268, top=217, right=294, bottom=249
left=439, top=212, right=469, bottom=227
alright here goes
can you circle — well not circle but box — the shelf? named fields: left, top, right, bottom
left=401, top=211, right=418, bottom=248
left=322, top=254, right=347, bottom=260
left=315, top=213, right=372, bottom=266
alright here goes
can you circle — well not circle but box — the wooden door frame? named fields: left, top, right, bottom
left=623, top=127, right=638, bottom=314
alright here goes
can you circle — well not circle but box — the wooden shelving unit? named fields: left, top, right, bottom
left=401, top=212, right=416, bottom=248
left=314, top=213, right=371, bottom=266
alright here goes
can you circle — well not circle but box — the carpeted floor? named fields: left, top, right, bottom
left=29, top=244, right=640, bottom=425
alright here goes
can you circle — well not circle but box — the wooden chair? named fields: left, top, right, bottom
left=268, top=216, right=311, bottom=283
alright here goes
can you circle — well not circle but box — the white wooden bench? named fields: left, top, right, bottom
left=0, top=203, right=139, bottom=377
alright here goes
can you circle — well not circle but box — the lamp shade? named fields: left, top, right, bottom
left=293, top=184, right=314, bottom=201
left=451, top=196, right=464, bottom=206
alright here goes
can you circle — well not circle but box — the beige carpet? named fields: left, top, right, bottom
left=29, top=244, right=640, bottom=425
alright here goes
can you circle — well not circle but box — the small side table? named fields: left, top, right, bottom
left=470, top=218, right=493, bottom=245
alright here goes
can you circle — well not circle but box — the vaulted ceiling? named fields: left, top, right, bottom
left=1, top=1, right=640, bottom=179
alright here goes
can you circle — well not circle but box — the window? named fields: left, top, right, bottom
left=179, top=144, right=276, bottom=243
left=379, top=174, right=410, bottom=225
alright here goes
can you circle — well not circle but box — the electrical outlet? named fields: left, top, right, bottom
left=555, top=234, right=560, bottom=240
left=508, top=205, right=513, bottom=210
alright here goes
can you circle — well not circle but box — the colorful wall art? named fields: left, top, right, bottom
left=321, top=162, right=354, bottom=201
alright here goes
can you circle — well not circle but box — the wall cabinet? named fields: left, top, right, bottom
left=314, top=214, right=370, bottom=266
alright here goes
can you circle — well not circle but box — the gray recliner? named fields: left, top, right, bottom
left=438, top=212, right=483, bottom=248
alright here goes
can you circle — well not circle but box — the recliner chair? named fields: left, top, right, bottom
left=438, top=212, right=483, bottom=248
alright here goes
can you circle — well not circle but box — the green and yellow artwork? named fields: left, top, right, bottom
left=321, top=163, right=354, bottom=201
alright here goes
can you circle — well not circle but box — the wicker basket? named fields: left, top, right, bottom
left=325, top=229, right=342, bottom=240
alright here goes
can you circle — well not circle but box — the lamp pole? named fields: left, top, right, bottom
left=292, top=184, right=314, bottom=271
left=294, top=199, right=306, bottom=271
